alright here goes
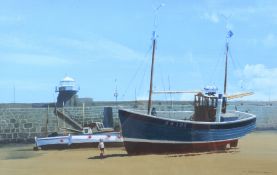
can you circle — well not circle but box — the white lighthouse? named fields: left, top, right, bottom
left=56, top=76, right=79, bottom=107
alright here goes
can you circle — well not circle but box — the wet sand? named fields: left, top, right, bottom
left=0, top=131, right=277, bottom=175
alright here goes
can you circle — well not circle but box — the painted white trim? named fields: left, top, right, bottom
left=123, top=137, right=239, bottom=144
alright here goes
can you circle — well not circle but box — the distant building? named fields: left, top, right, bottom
left=77, top=97, right=94, bottom=106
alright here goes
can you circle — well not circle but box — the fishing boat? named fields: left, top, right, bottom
left=118, top=30, right=256, bottom=155
left=34, top=122, right=123, bottom=150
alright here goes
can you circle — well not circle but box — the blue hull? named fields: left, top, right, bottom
left=118, top=109, right=256, bottom=154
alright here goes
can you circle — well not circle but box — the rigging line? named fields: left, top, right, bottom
left=228, top=49, right=238, bottom=90
left=191, top=54, right=206, bottom=88
left=208, top=44, right=226, bottom=84
left=228, top=50, right=246, bottom=91
left=229, top=47, right=243, bottom=72
left=160, top=70, right=168, bottom=102
left=158, top=70, right=168, bottom=112
left=228, top=48, right=239, bottom=71
left=215, top=46, right=227, bottom=89
left=137, top=53, right=151, bottom=100
left=168, top=76, right=172, bottom=106
left=209, top=53, right=222, bottom=84
left=137, top=44, right=153, bottom=91
left=120, top=44, right=153, bottom=100
left=157, top=56, right=168, bottom=103
left=168, top=76, right=173, bottom=116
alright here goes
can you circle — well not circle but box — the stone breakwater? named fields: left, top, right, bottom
left=0, top=107, right=50, bottom=143
left=0, top=105, right=120, bottom=143
left=0, top=101, right=276, bottom=144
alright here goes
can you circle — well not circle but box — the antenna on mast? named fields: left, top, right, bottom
left=114, top=79, right=118, bottom=104
left=220, top=14, right=232, bottom=30
left=153, top=3, right=165, bottom=29
left=13, top=84, right=15, bottom=103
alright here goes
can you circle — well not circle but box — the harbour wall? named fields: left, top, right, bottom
left=0, top=101, right=276, bottom=144
left=0, top=105, right=120, bottom=143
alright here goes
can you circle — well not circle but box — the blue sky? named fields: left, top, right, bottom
left=0, top=0, right=277, bottom=103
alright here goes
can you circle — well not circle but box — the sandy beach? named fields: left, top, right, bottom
left=0, top=131, right=276, bottom=175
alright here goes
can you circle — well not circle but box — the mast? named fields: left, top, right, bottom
left=147, top=4, right=164, bottom=114
left=223, top=42, right=228, bottom=95
left=147, top=31, right=157, bottom=114
left=222, top=31, right=231, bottom=113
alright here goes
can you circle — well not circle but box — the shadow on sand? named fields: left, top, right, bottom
left=2, top=148, right=44, bottom=160
left=167, top=148, right=240, bottom=158
left=88, top=153, right=129, bottom=159
left=88, top=148, right=239, bottom=159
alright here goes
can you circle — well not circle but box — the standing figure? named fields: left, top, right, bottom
left=98, top=139, right=105, bottom=158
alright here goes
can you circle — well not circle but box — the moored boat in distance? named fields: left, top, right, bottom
left=118, top=29, right=256, bottom=155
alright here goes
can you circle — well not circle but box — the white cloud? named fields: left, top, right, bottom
left=0, top=79, right=56, bottom=103
left=200, top=2, right=277, bottom=24
left=243, top=33, right=276, bottom=48
left=238, top=64, right=277, bottom=100
left=201, top=12, right=233, bottom=30
left=52, top=37, right=144, bottom=61
left=203, top=12, right=220, bottom=23
left=0, top=35, right=42, bottom=51
left=0, top=15, right=23, bottom=23
left=262, top=33, right=277, bottom=47
left=0, top=35, right=144, bottom=66
left=244, top=38, right=259, bottom=46
left=1, top=53, right=70, bottom=66
left=97, top=39, right=143, bottom=61
left=0, top=80, right=51, bottom=91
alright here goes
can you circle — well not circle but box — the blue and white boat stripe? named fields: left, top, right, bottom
left=123, top=137, right=239, bottom=144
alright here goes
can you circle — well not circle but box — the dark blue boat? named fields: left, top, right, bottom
left=118, top=30, right=256, bottom=154
left=119, top=108, right=256, bottom=154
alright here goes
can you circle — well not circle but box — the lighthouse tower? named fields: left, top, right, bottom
left=56, top=76, right=79, bottom=107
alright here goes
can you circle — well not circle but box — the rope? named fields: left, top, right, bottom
left=120, top=44, right=152, bottom=100
left=228, top=46, right=245, bottom=91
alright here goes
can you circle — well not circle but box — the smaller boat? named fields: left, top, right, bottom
left=69, top=132, right=123, bottom=148
left=34, top=122, right=123, bottom=150
left=35, top=135, right=71, bottom=150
